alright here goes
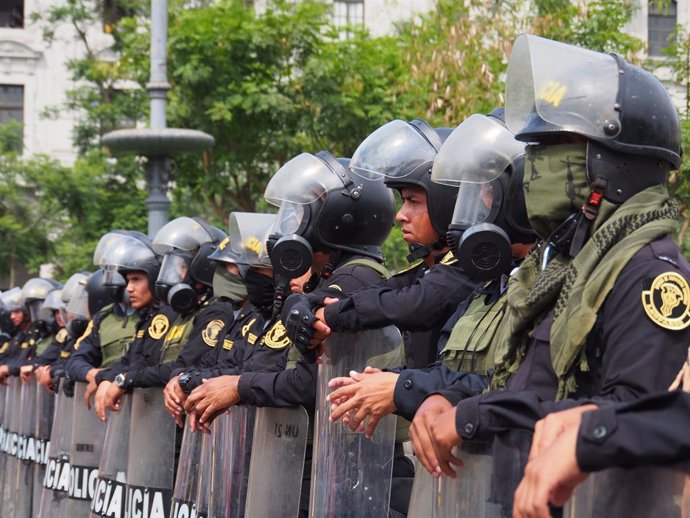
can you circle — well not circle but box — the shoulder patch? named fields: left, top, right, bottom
left=262, top=320, right=291, bottom=350
left=148, top=314, right=170, bottom=340
left=222, top=339, right=234, bottom=350
left=55, top=328, right=69, bottom=345
left=642, top=272, right=690, bottom=330
left=439, top=251, right=458, bottom=265
left=242, top=318, right=257, bottom=338
left=202, top=320, right=225, bottom=347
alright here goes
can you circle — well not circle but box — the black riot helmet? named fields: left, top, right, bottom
left=0, top=287, right=25, bottom=333
left=505, top=34, right=681, bottom=204
left=263, top=151, right=395, bottom=279
left=85, top=268, right=122, bottom=316
left=97, top=232, right=161, bottom=296
left=152, top=216, right=228, bottom=314
left=432, top=111, right=536, bottom=280
left=349, top=118, right=458, bottom=261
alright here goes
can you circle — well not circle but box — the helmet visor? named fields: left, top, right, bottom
left=62, top=273, right=89, bottom=304
left=264, top=153, right=347, bottom=206
left=157, top=252, right=191, bottom=286
left=42, top=289, right=65, bottom=312
left=66, top=287, right=90, bottom=320
left=93, top=231, right=129, bottom=266
left=432, top=114, right=526, bottom=184
left=1, top=287, right=25, bottom=312
left=450, top=182, right=498, bottom=228
left=350, top=120, right=438, bottom=181
left=98, top=234, right=156, bottom=269
left=152, top=217, right=212, bottom=255
left=228, top=212, right=277, bottom=267
left=505, top=34, right=620, bottom=141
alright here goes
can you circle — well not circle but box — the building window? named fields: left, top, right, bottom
left=0, top=85, right=24, bottom=152
left=0, top=0, right=24, bottom=28
left=648, top=1, right=677, bottom=57
left=333, top=0, right=364, bottom=30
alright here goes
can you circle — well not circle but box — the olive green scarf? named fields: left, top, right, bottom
left=490, top=185, right=680, bottom=399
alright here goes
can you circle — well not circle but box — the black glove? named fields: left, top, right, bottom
left=282, top=294, right=319, bottom=364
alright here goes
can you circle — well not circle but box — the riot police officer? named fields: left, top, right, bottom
left=421, top=35, right=690, bottom=507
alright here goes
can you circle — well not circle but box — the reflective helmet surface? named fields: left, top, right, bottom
left=98, top=233, right=161, bottom=292
left=264, top=151, right=395, bottom=260
left=350, top=119, right=458, bottom=235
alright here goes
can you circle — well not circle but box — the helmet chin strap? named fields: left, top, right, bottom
left=406, top=238, right=447, bottom=263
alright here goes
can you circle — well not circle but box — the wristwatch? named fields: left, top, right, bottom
left=114, top=372, right=130, bottom=390
left=178, top=372, right=193, bottom=395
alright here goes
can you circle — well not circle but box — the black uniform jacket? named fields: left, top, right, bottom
left=125, top=298, right=235, bottom=388
left=66, top=304, right=133, bottom=382
left=577, top=390, right=690, bottom=471
left=323, top=258, right=481, bottom=370
left=238, top=259, right=388, bottom=409
left=391, top=279, right=505, bottom=420
left=95, top=304, right=178, bottom=384
left=180, top=302, right=268, bottom=393
left=449, top=236, right=690, bottom=441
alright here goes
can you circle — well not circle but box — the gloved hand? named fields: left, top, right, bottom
left=282, top=294, right=319, bottom=364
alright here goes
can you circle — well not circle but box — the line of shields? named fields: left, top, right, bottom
left=0, top=326, right=687, bottom=518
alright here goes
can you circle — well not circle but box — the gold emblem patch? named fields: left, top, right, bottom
left=642, top=272, right=690, bottom=330
left=222, top=339, right=234, bottom=350
left=202, top=320, right=224, bottom=347
left=263, top=320, right=291, bottom=349
left=242, top=318, right=257, bottom=338
left=148, top=314, right=170, bottom=340
left=55, top=328, right=69, bottom=345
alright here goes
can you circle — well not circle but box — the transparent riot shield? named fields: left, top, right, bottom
left=169, top=420, right=203, bottom=518
left=15, top=378, right=38, bottom=518
left=309, top=326, right=403, bottom=518
left=197, top=405, right=256, bottom=518
left=564, top=465, right=690, bottom=518
left=194, top=422, right=215, bottom=518
left=407, top=436, right=522, bottom=518
left=65, top=382, right=107, bottom=516
left=33, top=383, right=55, bottom=518
left=90, top=393, right=131, bottom=518
left=38, top=380, right=74, bottom=518
left=244, top=406, right=309, bottom=518
left=0, top=381, right=6, bottom=515
left=2, top=376, right=22, bottom=515
left=125, top=387, right=175, bottom=518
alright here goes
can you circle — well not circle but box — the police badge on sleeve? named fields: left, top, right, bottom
left=642, top=271, right=690, bottom=330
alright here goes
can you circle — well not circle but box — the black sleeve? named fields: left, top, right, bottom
left=128, top=303, right=235, bottom=388
left=238, top=359, right=318, bottom=408
left=576, top=391, right=690, bottom=471
left=392, top=365, right=490, bottom=421
left=323, top=263, right=480, bottom=333
left=455, top=252, right=690, bottom=441
left=66, top=320, right=103, bottom=382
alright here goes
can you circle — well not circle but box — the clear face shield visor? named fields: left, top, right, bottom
left=1, top=287, right=25, bottom=312
left=66, top=286, right=90, bottom=321
left=504, top=33, right=620, bottom=140
left=98, top=234, right=157, bottom=271
left=264, top=153, right=347, bottom=207
left=449, top=182, right=501, bottom=229
left=152, top=216, right=212, bottom=255
left=432, top=114, right=526, bottom=185
left=350, top=119, right=439, bottom=181
left=157, top=252, right=192, bottom=287
left=228, top=212, right=277, bottom=268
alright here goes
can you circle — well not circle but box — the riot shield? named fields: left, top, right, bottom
left=564, top=466, right=690, bottom=518
left=90, top=393, right=131, bottom=518
left=125, top=387, right=175, bottom=518
left=2, top=376, right=22, bottom=515
left=309, top=326, right=402, bottom=518
left=244, top=406, right=309, bottom=518
left=15, top=377, right=38, bottom=518
left=0, top=381, right=6, bottom=515
left=33, top=383, right=55, bottom=518
left=197, top=405, right=256, bottom=518
left=38, top=380, right=74, bottom=518
left=169, top=420, right=203, bottom=518
left=407, top=437, right=521, bottom=518
left=65, top=381, right=107, bottom=516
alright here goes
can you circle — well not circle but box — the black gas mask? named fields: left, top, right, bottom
left=66, top=317, right=89, bottom=340
left=156, top=251, right=200, bottom=314
left=267, top=232, right=313, bottom=280
left=245, top=269, right=276, bottom=316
